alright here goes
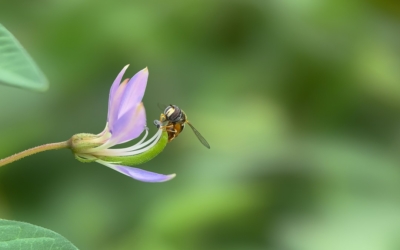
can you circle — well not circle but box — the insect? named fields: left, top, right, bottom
left=153, top=104, right=210, bottom=149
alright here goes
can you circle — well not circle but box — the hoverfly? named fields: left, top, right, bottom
left=153, top=104, right=210, bottom=149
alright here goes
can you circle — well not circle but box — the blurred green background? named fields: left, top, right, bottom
left=1, top=0, right=400, bottom=249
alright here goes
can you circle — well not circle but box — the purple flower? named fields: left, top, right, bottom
left=71, top=65, right=175, bottom=183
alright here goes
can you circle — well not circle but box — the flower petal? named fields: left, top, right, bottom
left=108, top=78, right=129, bottom=133
left=108, top=65, right=129, bottom=124
left=110, top=102, right=146, bottom=145
left=118, top=67, right=148, bottom=119
left=115, top=165, right=176, bottom=182
left=97, top=160, right=176, bottom=182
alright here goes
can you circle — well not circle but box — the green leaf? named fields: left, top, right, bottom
left=0, top=23, right=48, bottom=91
left=0, top=219, right=78, bottom=250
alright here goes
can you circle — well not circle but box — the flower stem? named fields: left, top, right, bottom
left=0, top=141, right=71, bottom=167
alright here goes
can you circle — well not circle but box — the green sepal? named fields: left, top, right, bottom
left=96, top=131, right=168, bottom=166
left=70, top=133, right=104, bottom=153
left=74, top=153, right=98, bottom=163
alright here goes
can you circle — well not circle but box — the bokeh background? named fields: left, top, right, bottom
left=1, top=1, right=400, bottom=249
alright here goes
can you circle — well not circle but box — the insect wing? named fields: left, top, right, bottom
left=187, top=122, right=210, bottom=149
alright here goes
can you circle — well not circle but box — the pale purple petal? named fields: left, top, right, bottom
left=108, top=65, right=129, bottom=124
left=110, top=102, right=146, bottom=145
left=118, top=68, right=148, bottom=119
left=108, top=79, right=128, bottom=133
left=96, top=159, right=176, bottom=182
left=115, top=165, right=176, bottom=182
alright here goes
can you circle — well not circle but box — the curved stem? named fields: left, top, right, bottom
left=0, top=141, right=70, bottom=167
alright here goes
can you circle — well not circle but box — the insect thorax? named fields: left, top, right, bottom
left=165, top=105, right=183, bottom=122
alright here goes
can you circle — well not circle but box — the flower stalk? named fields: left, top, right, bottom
left=0, top=141, right=70, bottom=167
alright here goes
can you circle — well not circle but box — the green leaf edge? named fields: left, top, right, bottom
left=0, top=219, right=78, bottom=250
left=0, top=23, right=49, bottom=91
